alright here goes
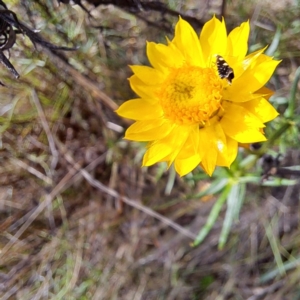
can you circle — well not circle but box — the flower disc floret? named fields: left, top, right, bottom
left=159, top=67, right=223, bottom=125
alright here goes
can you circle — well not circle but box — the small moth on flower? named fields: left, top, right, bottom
left=216, top=55, right=234, bottom=84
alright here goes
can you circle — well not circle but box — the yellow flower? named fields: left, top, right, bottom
left=116, top=16, right=280, bottom=176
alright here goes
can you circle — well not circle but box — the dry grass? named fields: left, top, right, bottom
left=0, top=1, right=299, bottom=299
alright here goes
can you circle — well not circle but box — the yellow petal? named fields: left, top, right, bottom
left=125, top=119, right=174, bottom=141
left=175, top=126, right=200, bottom=158
left=130, top=65, right=166, bottom=85
left=226, top=47, right=266, bottom=84
left=236, top=86, right=274, bottom=103
left=239, top=97, right=279, bottom=123
left=241, top=47, right=268, bottom=70
left=221, top=120, right=266, bottom=143
left=223, top=102, right=265, bottom=127
left=200, top=123, right=237, bottom=170
left=175, top=154, right=201, bottom=176
left=173, top=126, right=202, bottom=175
left=201, top=148, right=217, bottom=176
left=254, top=86, right=274, bottom=100
left=129, top=75, right=159, bottom=100
left=116, top=99, right=163, bottom=120
left=199, top=16, right=227, bottom=64
left=217, top=135, right=238, bottom=167
left=213, top=122, right=227, bottom=164
left=143, top=142, right=173, bottom=166
left=227, top=21, right=250, bottom=61
left=225, top=59, right=280, bottom=102
left=158, top=125, right=193, bottom=163
left=172, top=17, right=205, bottom=67
left=142, top=125, right=191, bottom=165
left=249, top=58, right=280, bottom=89
left=146, top=41, right=184, bottom=70
left=198, top=126, right=218, bottom=176
left=220, top=104, right=267, bottom=143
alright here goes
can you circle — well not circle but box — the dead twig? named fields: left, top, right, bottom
left=9, top=158, right=53, bottom=185
left=0, top=152, right=107, bottom=261
left=43, top=48, right=119, bottom=112
left=57, top=139, right=197, bottom=240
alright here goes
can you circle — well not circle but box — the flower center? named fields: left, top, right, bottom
left=158, top=66, right=223, bottom=125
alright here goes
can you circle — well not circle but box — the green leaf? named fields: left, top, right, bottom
left=218, top=182, right=246, bottom=249
left=193, top=185, right=230, bottom=246
left=262, top=178, right=298, bottom=186
left=194, top=178, right=229, bottom=199
left=265, top=26, right=281, bottom=56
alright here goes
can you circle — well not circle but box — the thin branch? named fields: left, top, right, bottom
left=0, top=152, right=107, bottom=261
left=0, top=137, right=196, bottom=261
left=58, top=140, right=197, bottom=240
left=0, top=163, right=78, bottom=262
left=9, top=158, right=53, bottom=185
